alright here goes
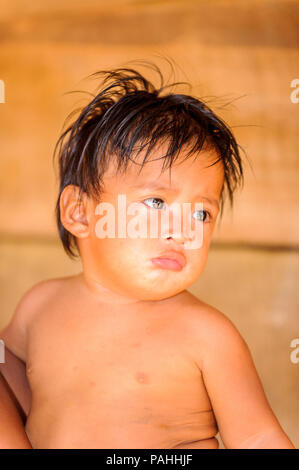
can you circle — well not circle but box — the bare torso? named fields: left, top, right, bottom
left=22, top=275, right=218, bottom=449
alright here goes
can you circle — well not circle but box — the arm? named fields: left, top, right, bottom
left=195, top=307, right=295, bottom=449
left=0, top=283, right=42, bottom=449
left=0, top=330, right=32, bottom=449
left=0, top=370, right=32, bottom=448
left=0, top=345, right=32, bottom=417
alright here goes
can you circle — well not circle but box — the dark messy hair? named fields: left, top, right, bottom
left=54, top=63, right=244, bottom=259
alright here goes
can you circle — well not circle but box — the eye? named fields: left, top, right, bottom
left=192, top=209, right=211, bottom=223
left=143, top=197, right=166, bottom=210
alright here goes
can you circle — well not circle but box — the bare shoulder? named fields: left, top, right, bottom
left=7, top=275, right=74, bottom=324
left=178, top=291, right=250, bottom=369
left=0, top=274, right=80, bottom=360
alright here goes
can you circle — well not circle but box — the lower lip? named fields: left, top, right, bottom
left=151, top=258, right=184, bottom=272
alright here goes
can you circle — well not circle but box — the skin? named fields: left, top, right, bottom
left=0, top=144, right=295, bottom=449
left=0, top=371, right=31, bottom=449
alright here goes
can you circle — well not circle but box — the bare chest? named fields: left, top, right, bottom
left=25, top=306, right=217, bottom=448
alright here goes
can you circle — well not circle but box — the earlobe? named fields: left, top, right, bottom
left=59, top=185, right=90, bottom=238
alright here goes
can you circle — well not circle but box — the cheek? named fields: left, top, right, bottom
left=90, top=235, right=152, bottom=273
left=185, top=241, right=210, bottom=277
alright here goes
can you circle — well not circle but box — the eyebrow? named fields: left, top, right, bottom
left=132, top=182, right=220, bottom=210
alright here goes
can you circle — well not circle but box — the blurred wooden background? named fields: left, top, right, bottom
left=0, top=0, right=298, bottom=448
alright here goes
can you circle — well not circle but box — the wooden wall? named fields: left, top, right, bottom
left=0, top=0, right=298, bottom=448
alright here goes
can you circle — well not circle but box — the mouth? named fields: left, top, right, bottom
left=150, top=251, right=186, bottom=272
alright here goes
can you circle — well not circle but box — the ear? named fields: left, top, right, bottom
left=59, top=185, right=91, bottom=239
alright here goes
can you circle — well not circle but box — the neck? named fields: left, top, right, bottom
left=78, top=271, right=147, bottom=306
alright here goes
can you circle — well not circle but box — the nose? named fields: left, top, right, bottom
left=161, top=217, right=194, bottom=246
left=160, top=204, right=201, bottom=248
left=161, top=232, right=191, bottom=245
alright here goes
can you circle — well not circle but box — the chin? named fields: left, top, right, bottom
left=129, top=281, right=189, bottom=302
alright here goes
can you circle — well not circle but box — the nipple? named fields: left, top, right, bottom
left=135, top=371, right=149, bottom=384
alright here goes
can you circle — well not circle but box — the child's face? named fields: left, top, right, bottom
left=79, top=144, right=224, bottom=303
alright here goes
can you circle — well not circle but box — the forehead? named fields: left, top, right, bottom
left=104, top=144, right=224, bottom=196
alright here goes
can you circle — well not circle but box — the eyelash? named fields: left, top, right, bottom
left=142, top=197, right=212, bottom=223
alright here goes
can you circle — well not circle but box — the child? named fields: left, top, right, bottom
left=0, top=64, right=295, bottom=449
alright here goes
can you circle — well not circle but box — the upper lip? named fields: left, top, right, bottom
left=152, top=250, right=187, bottom=268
